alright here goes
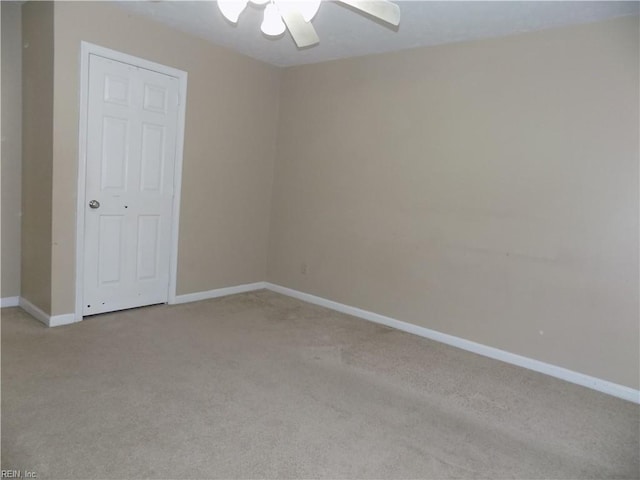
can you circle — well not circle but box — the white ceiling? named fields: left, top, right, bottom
left=115, top=1, right=640, bottom=67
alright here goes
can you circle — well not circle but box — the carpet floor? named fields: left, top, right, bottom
left=2, top=290, right=638, bottom=479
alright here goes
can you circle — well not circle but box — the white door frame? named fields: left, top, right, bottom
left=75, top=41, right=188, bottom=321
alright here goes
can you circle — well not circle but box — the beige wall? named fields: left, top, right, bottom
left=50, top=2, right=280, bottom=314
left=20, top=1, right=54, bottom=313
left=268, top=16, right=640, bottom=389
left=1, top=1, right=22, bottom=299
left=12, top=3, right=638, bottom=390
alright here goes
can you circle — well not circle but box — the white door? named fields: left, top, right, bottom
left=83, top=54, right=180, bottom=316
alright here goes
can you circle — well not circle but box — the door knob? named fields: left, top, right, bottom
left=89, top=200, right=100, bottom=209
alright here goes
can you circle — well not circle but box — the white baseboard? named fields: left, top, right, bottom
left=1, top=296, right=20, bottom=308
left=171, top=282, right=267, bottom=305
left=18, top=281, right=267, bottom=326
left=18, top=297, right=50, bottom=326
left=19, top=297, right=79, bottom=327
left=48, top=313, right=79, bottom=327
left=11, top=281, right=639, bottom=403
left=264, top=282, right=640, bottom=404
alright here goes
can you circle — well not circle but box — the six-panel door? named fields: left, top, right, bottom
left=83, top=54, right=179, bottom=316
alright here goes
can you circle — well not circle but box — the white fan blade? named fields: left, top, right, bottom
left=338, top=0, right=400, bottom=26
left=279, top=7, right=320, bottom=48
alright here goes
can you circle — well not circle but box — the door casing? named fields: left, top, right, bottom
left=75, top=41, right=188, bottom=321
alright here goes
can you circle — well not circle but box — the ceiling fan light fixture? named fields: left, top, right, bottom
left=217, top=0, right=248, bottom=23
left=275, top=0, right=321, bottom=22
left=261, top=2, right=287, bottom=36
left=218, top=0, right=400, bottom=49
left=297, top=0, right=322, bottom=22
left=301, top=0, right=322, bottom=22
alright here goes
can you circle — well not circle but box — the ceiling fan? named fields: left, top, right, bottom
left=217, top=0, right=401, bottom=48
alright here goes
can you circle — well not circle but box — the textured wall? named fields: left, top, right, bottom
left=1, top=2, right=22, bottom=299
left=268, top=17, right=640, bottom=389
left=50, top=1, right=280, bottom=315
left=10, top=2, right=639, bottom=390
left=20, top=1, right=54, bottom=313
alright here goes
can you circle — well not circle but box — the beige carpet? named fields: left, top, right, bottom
left=2, top=290, right=638, bottom=479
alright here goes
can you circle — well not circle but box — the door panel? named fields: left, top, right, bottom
left=143, top=84, right=167, bottom=113
left=100, top=116, right=129, bottom=191
left=104, top=74, right=130, bottom=105
left=98, top=215, right=124, bottom=285
left=83, top=54, right=179, bottom=316
left=140, top=123, right=165, bottom=192
left=136, top=215, right=160, bottom=281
